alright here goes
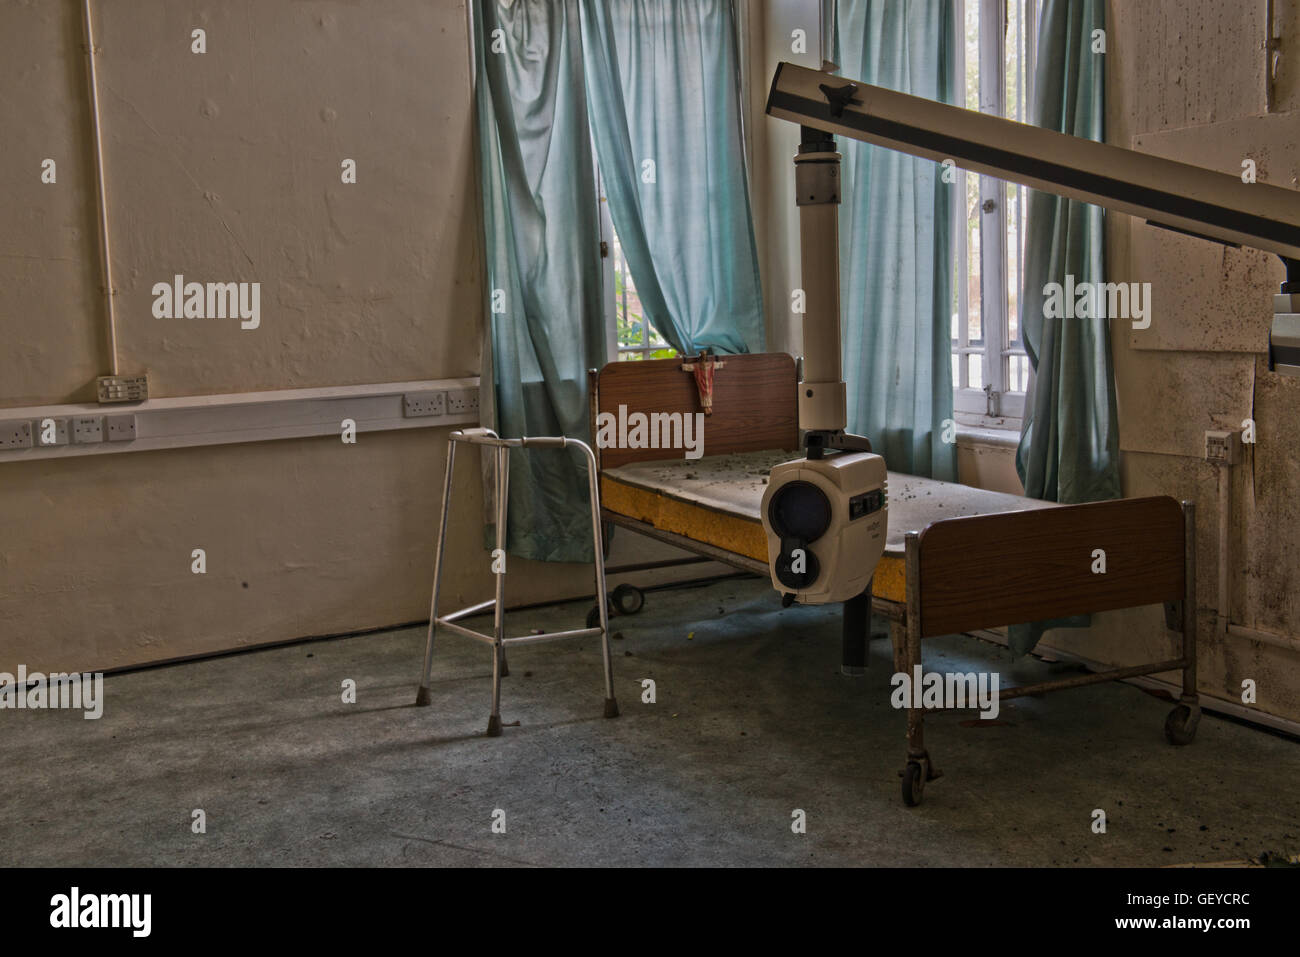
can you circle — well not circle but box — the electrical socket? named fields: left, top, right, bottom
left=0, top=420, right=33, bottom=450
left=445, top=388, right=479, bottom=416
left=106, top=414, right=137, bottom=441
left=33, top=417, right=70, bottom=446
left=1205, top=429, right=1241, bottom=464
left=403, top=391, right=446, bottom=418
left=73, top=416, right=104, bottom=444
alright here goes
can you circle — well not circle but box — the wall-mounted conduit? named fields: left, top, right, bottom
left=1265, top=0, right=1283, bottom=113
left=80, top=0, right=119, bottom=375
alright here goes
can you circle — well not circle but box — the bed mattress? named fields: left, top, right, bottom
left=600, top=449, right=1054, bottom=603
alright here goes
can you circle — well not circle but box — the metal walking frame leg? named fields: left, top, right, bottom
left=496, top=444, right=510, bottom=680
left=415, top=436, right=458, bottom=707
left=487, top=444, right=509, bottom=737
left=413, top=430, right=618, bottom=730
left=580, top=441, right=620, bottom=719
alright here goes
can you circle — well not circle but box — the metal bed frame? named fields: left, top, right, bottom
left=590, top=356, right=1202, bottom=805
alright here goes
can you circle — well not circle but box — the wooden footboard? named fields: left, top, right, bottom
left=913, top=495, right=1187, bottom=638
left=896, top=495, right=1200, bottom=805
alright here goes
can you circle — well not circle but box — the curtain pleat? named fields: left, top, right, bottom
left=832, top=0, right=959, bottom=481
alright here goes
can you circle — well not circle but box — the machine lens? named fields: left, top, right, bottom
left=768, top=481, right=833, bottom=542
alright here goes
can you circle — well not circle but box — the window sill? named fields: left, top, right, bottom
left=954, top=423, right=1021, bottom=450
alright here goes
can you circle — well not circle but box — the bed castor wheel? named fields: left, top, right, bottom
left=902, top=762, right=924, bottom=807
left=1164, top=703, right=1200, bottom=745
left=586, top=584, right=646, bottom=629
left=612, top=583, right=644, bottom=615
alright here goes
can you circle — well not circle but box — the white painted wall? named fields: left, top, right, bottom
left=0, top=1, right=667, bottom=672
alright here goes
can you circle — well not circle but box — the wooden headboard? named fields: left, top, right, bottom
left=588, top=353, right=799, bottom=469
left=914, top=495, right=1189, bottom=638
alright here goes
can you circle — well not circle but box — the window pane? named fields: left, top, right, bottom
left=614, top=236, right=641, bottom=349
left=967, top=181, right=982, bottom=344
left=611, top=231, right=674, bottom=360
left=1007, top=184, right=1020, bottom=344
left=1006, top=0, right=1021, bottom=122
left=965, top=2, right=980, bottom=112
left=949, top=0, right=1037, bottom=412
left=1009, top=353, right=1029, bottom=393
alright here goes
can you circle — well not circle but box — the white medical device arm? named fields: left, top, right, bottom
left=767, top=61, right=1300, bottom=261
left=766, top=61, right=1300, bottom=374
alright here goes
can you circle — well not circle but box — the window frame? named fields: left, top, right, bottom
left=951, top=0, right=1038, bottom=430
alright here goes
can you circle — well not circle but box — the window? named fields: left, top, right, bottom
left=952, top=0, right=1038, bottom=427
left=597, top=174, right=676, bottom=362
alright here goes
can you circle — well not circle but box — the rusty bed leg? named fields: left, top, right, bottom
left=1165, top=501, right=1202, bottom=744
left=889, top=620, right=905, bottom=675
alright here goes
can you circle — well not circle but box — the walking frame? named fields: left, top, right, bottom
left=414, top=427, right=620, bottom=735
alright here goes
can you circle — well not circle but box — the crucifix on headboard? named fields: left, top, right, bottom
left=680, top=351, right=726, bottom=415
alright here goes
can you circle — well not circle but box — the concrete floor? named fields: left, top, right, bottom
left=4, top=577, right=1299, bottom=867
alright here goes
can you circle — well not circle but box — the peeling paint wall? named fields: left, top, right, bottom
left=0, top=0, right=613, bottom=672
left=1044, top=0, right=1300, bottom=725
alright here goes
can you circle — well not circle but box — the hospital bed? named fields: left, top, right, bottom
left=589, top=353, right=1200, bottom=805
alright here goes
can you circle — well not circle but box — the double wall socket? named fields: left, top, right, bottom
left=402, top=389, right=478, bottom=418
left=0, top=420, right=33, bottom=450
left=446, top=388, right=479, bottom=416
left=34, top=417, right=70, bottom=446
left=403, top=392, right=446, bottom=418
left=0, top=416, right=132, bottom=450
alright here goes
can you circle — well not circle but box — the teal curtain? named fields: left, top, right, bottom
left=475, top=0, right=606, bottom=563
left=1010, top=0, right=1116, bottom=655
left=832, top=0, right=958, bottom=480
left=474, top=0, right=766, bottom=562
left=1016, top=0, right=1117, bottom=504
left=579, top=0, right=765, bottom=355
